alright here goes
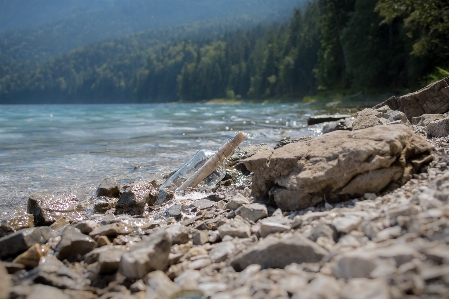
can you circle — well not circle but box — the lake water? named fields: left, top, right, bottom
left=0, top=103, right=361, bottom=218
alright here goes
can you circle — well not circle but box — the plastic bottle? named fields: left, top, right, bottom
left=157, top=149, right=226, bottom=204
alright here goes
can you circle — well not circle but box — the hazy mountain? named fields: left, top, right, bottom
left=0, top=0, right=307, bottom=65
left=0, top=0, right=136, bottom=32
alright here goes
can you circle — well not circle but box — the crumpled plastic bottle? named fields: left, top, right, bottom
left=157, top=149, right=226, bottom=204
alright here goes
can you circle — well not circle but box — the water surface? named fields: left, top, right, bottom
left=0, top=103, right=359, bottom=218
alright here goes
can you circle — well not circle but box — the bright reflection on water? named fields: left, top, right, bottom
left=0, top=103, right=360, bottom=218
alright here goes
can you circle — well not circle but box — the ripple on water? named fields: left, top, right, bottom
left=0, top=103, right=365, bottom=218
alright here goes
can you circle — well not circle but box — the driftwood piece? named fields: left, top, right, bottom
left=177, top=132, right=246, bottom=191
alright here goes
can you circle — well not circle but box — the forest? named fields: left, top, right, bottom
left=0, top=0, right=447, bottom=104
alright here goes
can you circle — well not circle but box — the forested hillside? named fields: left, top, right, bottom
left=0, top=0, right=306, bottom=66
left=0, top=0, right=447, bottom=104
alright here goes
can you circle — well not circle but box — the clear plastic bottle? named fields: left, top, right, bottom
left=157, top=149, right=226, bottom=204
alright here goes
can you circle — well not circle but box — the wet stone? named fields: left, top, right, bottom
left=49, top=216, right=70, bottom=232
left=0, top=222, right=15, bottom=238
left=167, top=204, right=182, bottom=217
left=94, top=196, right=118, bottom=213
left=96, top=177, right=120, bottom=198
left=6, top=214, right=34, bottom=231
left=56, top=226, right=96, bottom=261
left=0, top=227, right=52, bottom=259
left=74, top=220, right=100, bottom=235
left=13, top=243, right=49, bottom=268
left=116, top=183, right=157, bottom=215
left=27, top=193, right=86, bottom=226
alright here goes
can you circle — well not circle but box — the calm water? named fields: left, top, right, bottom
left=0, top=103, right=358, bottom=218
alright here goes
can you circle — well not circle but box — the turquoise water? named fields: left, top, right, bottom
left=0, top=103, right=355, bottom=217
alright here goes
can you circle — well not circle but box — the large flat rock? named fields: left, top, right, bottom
left=373, top=77, right=449, bottom=120
left=244, top=125, right=433, bottom=210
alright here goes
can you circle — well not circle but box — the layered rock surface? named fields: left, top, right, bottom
left=244, top=124, right=433, bottom=210
left=374, top=76, right=449, bottom=120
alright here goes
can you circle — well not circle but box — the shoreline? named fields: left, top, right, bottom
left=1, top=78, right=449, bottom=298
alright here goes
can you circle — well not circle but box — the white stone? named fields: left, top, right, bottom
left=332, top=216, right=362, bottom=233
left=209, top=242, right=235, bottom=263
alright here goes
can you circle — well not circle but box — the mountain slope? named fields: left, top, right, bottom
left=0, top=0, right=307, bottom=66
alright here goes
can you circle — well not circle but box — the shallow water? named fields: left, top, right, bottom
left=0, top=102, right=362, bottom=218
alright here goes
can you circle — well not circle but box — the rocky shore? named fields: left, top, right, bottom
left=1, top=77, right=449, bottom=299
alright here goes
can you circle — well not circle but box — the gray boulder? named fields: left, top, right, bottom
left=373, top=77, right=449, bottom=120
left=27, top=193, right=86, bottom=226
left=0, top=227, right=52, bottom=259
left=96, top=177, right=120, bottom=198
left=116, top=183, right=157, bottom=215
left=55, top=226, right=96, bottom=261
left=231, top=234, right=327, bottom=271
left=427, top=117, right=449, bottom=138
left=119, top=230, right=171, bottom=279
left=244, top=125, right=433, bottom=211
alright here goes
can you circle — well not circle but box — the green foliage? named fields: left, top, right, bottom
left=375, top=0, right=449, bottom=57
left=0, top=0, right=447, bottom=104
left=426, top=67, right=449, bottom=84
